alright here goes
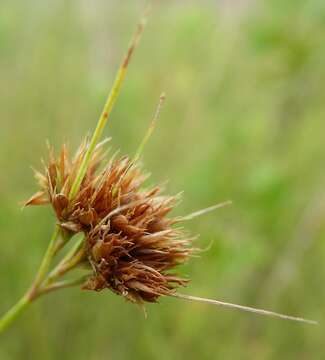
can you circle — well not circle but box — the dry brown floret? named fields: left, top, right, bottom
left=26, top=142, right=194, bottom=303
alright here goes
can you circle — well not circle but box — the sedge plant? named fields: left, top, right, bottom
left=0, top=8, right=318, bottom=334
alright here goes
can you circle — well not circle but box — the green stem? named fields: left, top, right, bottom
left=44, top=236, right=85, bottom=286
left=0, top=226, right=61, bottom=333
left=69, top=11, right=147, bottom=201
left=0, top=270, right=88, bottom=334
left=30, top=226, right=61, bottom=293
left=0, top=293, right=31, bottom=334
left=41, top=275, right=91, bottom=295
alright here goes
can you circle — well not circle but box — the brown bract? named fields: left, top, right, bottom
left=26, top=141, right=194, bottom=303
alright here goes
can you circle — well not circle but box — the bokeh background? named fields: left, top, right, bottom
left=1, top=0, right=325, bottom=359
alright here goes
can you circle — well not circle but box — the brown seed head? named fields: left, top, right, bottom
left=26, top=141, right=194, bottom=303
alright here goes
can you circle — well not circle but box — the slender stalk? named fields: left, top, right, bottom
left=69, top=8, right=149, bottom=201
left=0, top=270, right=88, bottom=334
left=0, top=227, right=61, bottom=333
left=134, top=92, right=166, bottom=162
left=0, top=235, right=84, bottom=334
left=41, top=275, right=90, bottom=295
left=0, top=294, right=31, bottom=334
left=30, top=226, right=61, bottom=294
left=173, top=293, right=318, bottom=325
left=44, top=237, right=85, bottom=286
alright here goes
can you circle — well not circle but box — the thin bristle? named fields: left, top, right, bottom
left=134, top=92, right=166, bottom=162
left=122, top=3, right=151, bottom=68
left=178, top=201, right=232, bottom=222
left=173, top=293, right=318, bottom=325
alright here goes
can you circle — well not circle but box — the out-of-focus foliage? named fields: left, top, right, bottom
left=0, top=1, right=324, bottom=359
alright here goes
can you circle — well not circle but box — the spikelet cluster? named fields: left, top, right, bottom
left=26, top=140, right=193, bottom=303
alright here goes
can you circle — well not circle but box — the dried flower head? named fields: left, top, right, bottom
left=26, top=140, right=107, bottom=231
left=26, top=141, right=194, bottom=304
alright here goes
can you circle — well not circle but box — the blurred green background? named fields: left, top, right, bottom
left=1, top=0, right=325, bottom=359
